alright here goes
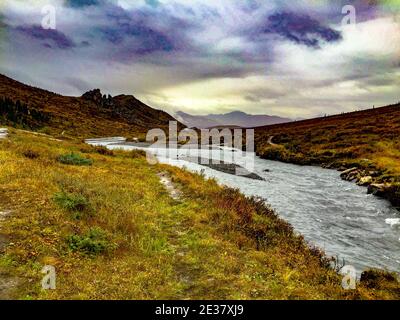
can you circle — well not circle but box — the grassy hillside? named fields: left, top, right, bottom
left=254, top=103, right=400, bottom=207
left=0, top=74, right=183, bottom=139
left=0, top=128, right=399, bottom=299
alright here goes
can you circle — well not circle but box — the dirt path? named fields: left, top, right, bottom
left=0, top=210, right=19, bottom=300
left=157, top=172, right=182, bottom=200
left=155, top=173, right=201, bottom=297
left=267, top=136, right=278, bottom=146
left=17, top=129, right=62, bottom=142
left=0, top=210, right=11, bottom=251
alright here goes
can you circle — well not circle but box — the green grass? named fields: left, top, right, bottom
left=0, top=128, right=398, bottom=299
left=57, top=153, right=93, bottom=166
left=53, top=191, right=91, bottom=219
left=67, top=227, right=115, bottom=255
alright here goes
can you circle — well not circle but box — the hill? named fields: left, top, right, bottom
left=176, top=110, right=291, bottom=129
left=254, top=103, right=400, bottom=207
left=0, top=74, right=182, bottom=139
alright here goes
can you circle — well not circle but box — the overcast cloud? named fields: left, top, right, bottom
left=0, top=0, right=399, bottom=118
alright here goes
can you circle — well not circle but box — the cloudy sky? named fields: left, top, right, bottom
left=0, top=0, right=399, bottom=118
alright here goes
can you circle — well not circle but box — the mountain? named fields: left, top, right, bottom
left=175, top=111, right=221, bottom=129
left=175, top=110, right=292, bottom=128
left=0, top=74, right=183, bottom=138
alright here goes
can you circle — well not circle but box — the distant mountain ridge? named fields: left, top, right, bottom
left=0, top=74, right=183, bottom=138
left=175, top=110, right=292, bottom=128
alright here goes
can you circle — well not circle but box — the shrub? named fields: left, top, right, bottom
left=53, top=191, right=91, bottom=219
left=360, top=269, right=399, bottom=289
left=22, top=149, right=40, bottom=159
left=95, top=146, right=114, bottom=156
left=57, top=153, right=93, bottom=166
left=80, top=146, right=114, bottom=156
left=130, top=149, right=146, bottom=159
left=38, top=126, right=52, bottom=135
left=67, top=227, right=114, bottom=255
left=79, top=146, right=93, bottom=154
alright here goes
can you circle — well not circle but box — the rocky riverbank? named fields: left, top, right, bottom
left=339, top=167, right=400, bottom=209
left=259, top=149, right=400, bottom=210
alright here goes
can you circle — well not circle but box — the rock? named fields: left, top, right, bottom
left=367, top=183, right=388, bottom=196
left=347, top=171, right=360, bottom=182
left=263, top=169, right=270, bottom=172
left=385, top=218, right=400, bottom=227
left=82, top=89, right=114, bottom=108
left=182, top=156, right=265, bottom=181
left=368, top=171, right=379, bottom=177
left=0, top=128, right=8, bottom=139
left=340, top=167, right=358, bottom=179
left=82, top=89, right=103, bottom=103
left=358, top=176, right=373, bottom=186
left=323, top=163, right=335, bottom=169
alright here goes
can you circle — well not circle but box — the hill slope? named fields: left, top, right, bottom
left=0, top=74, right=182, bottom=138
left=176, top=110, right=291, bottom=128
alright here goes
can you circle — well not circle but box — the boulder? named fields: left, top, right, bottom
left=368, top=171, right=380, bottom=177
left=340, top=167, right=358, bottom=179
left=367, top=183, right=388, bottom=196
left=358, top=176, right=373, bottom=186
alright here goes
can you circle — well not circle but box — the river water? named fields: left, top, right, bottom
left=90, top=140, right=400, bottom=274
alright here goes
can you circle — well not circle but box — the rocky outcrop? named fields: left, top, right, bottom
left=340, top=168, right=377, bottom=187
left=82, top=89, right=114, bottom=108
left=340, top=167, right=358, bottom=181
left=367, top=183, right=400, bottom=208
left=339, top=167, right=399, bottom=209
left=81, top=89, right=184, bottom=129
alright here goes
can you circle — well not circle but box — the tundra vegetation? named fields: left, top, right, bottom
left=0, top=128, right=399, bottom=299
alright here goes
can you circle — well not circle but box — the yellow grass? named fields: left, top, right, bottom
left=0, top=127, right=398, bottom=300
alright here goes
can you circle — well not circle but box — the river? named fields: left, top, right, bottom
left=89, top=139, right=400, bottom=275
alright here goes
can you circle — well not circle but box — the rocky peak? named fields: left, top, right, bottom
left=82, top=89, right=103, bottom=103
left=82, top=89, right=113, bottom=108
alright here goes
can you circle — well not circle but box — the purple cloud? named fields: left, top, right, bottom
left=15, top=25, right=75, bottom=49
left=93, top=4, right=195, bottom=60
left=66, top=0, right=101, bottom=8
left=263, top=12, right=342, bottom=48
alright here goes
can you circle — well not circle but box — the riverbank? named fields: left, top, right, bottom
left=257, top=147, right=400, bottom=211
left=0, top=127, right=399, bottom=299
left=254, top=103, right=400, bottom=210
